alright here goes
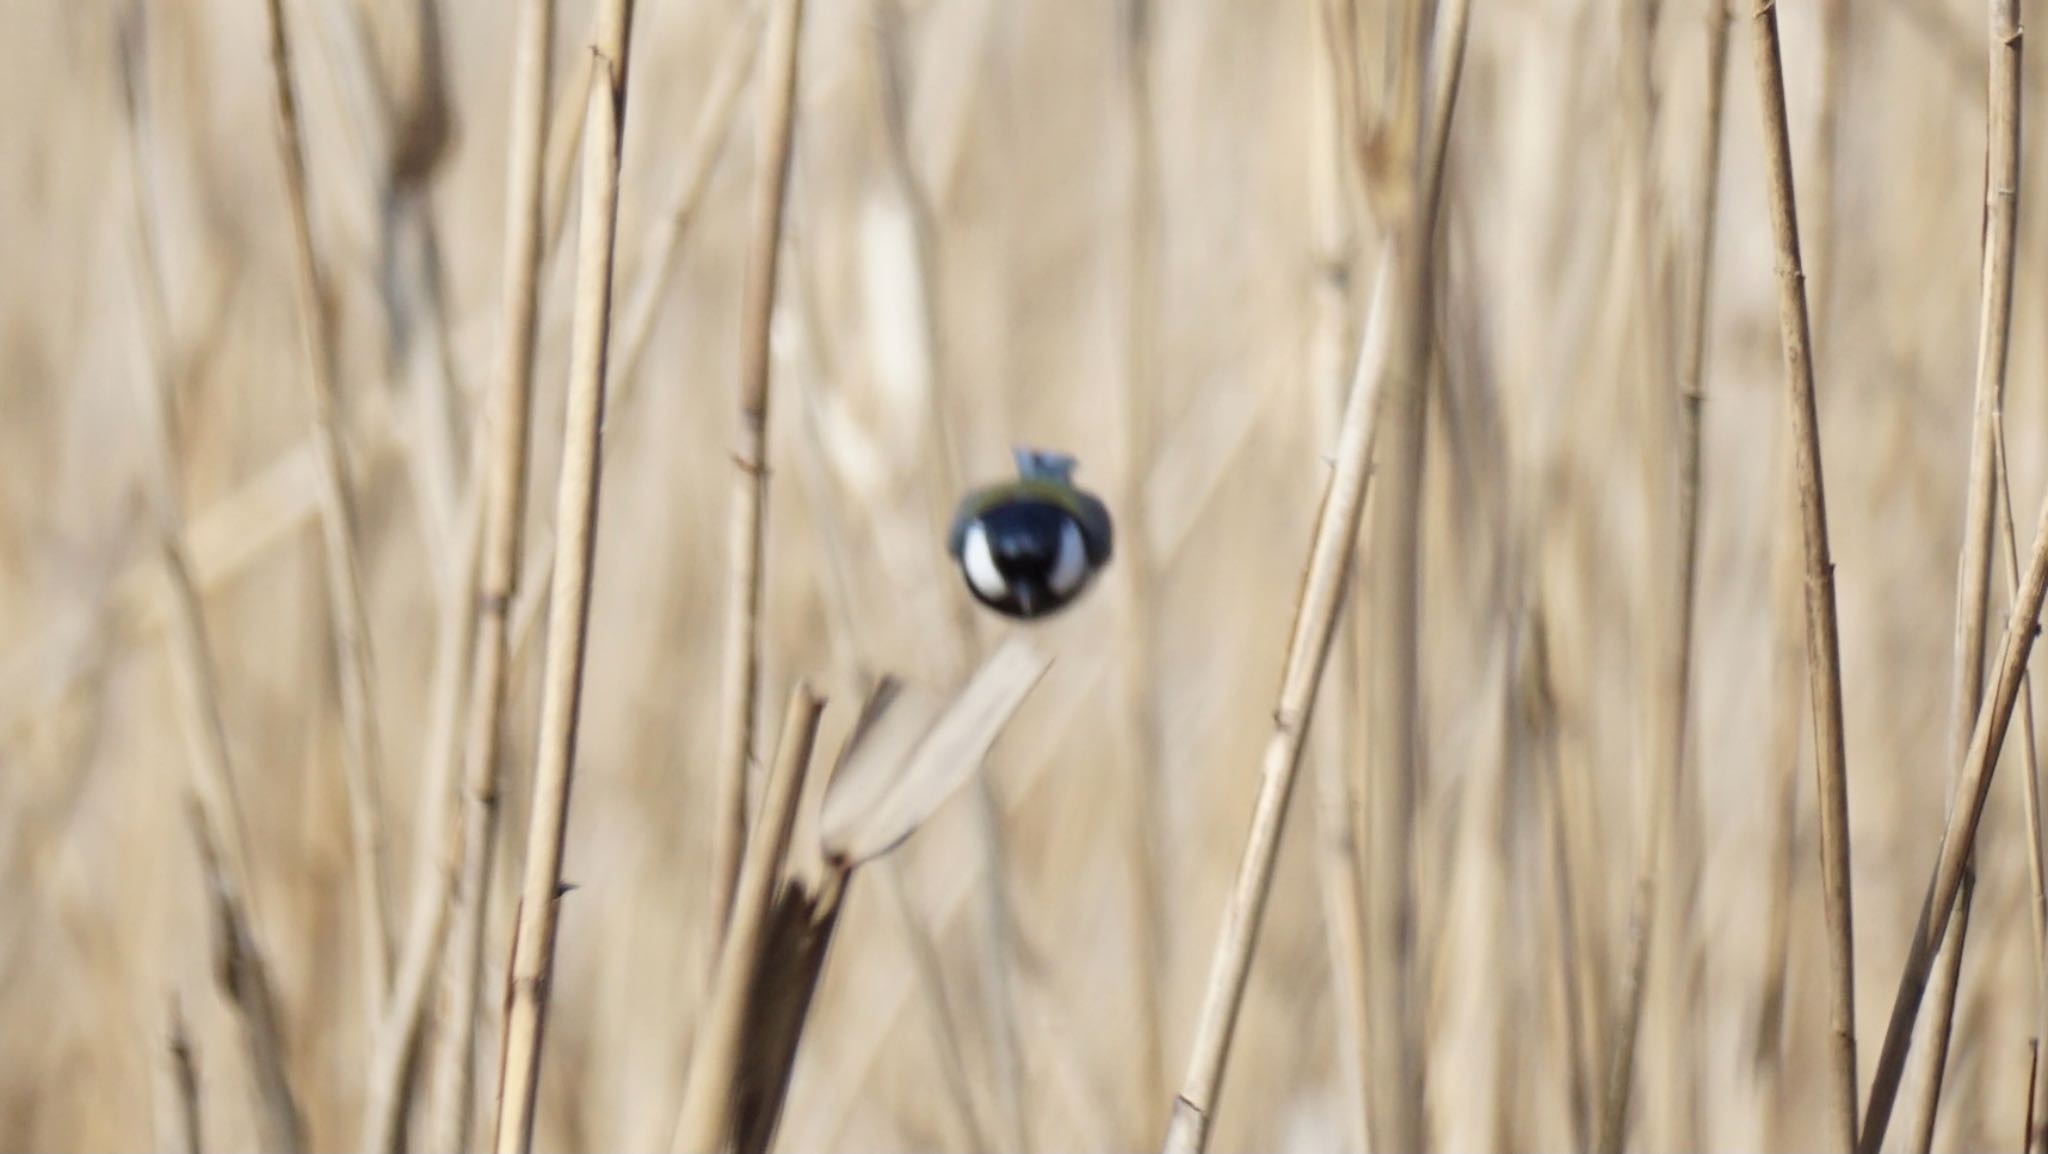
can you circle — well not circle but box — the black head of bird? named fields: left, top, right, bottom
left=947, top=448, right=1114, bottom=620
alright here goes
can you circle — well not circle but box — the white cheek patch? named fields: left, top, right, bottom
left=1047, top=518, right=1090, bottom=597
left=961, top=522, right=1009, bottom=600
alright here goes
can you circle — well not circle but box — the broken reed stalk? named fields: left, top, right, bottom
left=1906, top=1, right=2023, bottom=1147
left=491, top=0, right=636, bottom=1148
left=2003, top=416, right=2048, bottom=1152
left=1748, top=4, right=1860, bottom=1146
left=1600, top=3, right=1729, bottom=1148
left=261, top=0, right=395, bottom=1015
left=1859, top=486, right=2048, bottom=1154
left=117, top=27, right=304, bottom=1149
left=712, top=0, right=807, bottom=939
left=703, top=643, right=1047, bottom=1154
left=671, top=685, right=826, bottom=1154
left=1305, top=0, right=1373, bottom=1148
left=1117, top=0, right=1170, bottom=1137
left=421, top=0, right=555, bottom=1149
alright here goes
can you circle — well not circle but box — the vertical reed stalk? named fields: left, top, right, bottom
left=118, top=24, right=303, bottom=1148
left=1362, top=0, right=1465, bottom=1147
left=1905, top=2, right=2023, bottom=1147
left=610, top=1, right=766, bottom=394
left=1306, top=0, right=1373, bottom=1147
left=1748, top=3, right=1859, bottom=1145
left=420, top=0, right=555, bottom=1148
left=712, top=0, right=808, bottom=940
left=491, top=0, right=636, bottom=1147
left=1755, top=7, right=1846, bottom=1139
left=261, top=0, right=394, bottom=1017
left=1601, top=2, right=1728, bottom=1147
left=1528, top=610, right=1594, bottom=1150
left=360, top=485, right=483, bottom=1153
left=1118, top=0, right=1170, bottom=1140
left=2002, top=415, right=2048, bottom=1153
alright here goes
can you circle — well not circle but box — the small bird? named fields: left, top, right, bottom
left=948, top=448, right=1114, bottom=619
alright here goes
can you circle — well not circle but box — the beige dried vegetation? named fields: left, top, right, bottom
left=14, top=1, right=2048, bottom=1152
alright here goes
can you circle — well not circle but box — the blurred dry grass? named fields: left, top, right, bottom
left=10, top=0, right=2048, bottom=1150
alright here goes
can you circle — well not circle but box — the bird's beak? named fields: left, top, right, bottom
left=1016, top=584, right=1039, bottom=616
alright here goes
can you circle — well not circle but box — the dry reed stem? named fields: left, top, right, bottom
left=1908, top=871, right=1976, bottom=1154
left=1906, top=2, right=2023, bottom=1146
left=1806, top=0, right=1848, bottom=330
left=1752, top=421, right=1804, bottom=1100
left=117, top=29, right=303, bottom=1149
left=1362, top=0, right=1465, bottom=1147
left=1600, top=4, right=1673, bottom=1145
left=502, top=2, right=769, bottom=676
left=1159, top=5, right=1466, bottom=1148
left=712, top=0, right=807, bottom=940
left=158, top=998, right=202, bottom=1154
left=2033, top=1042, right=2044, bottom=1154
left=2000, top=413, right=2048, bottom=1153
left=611, top=0, right=765, bottom=395
left=1600, top=2, right=1729, bottom=1147
left=671, top=685, right=826, bottom=1154
left=793, top=655, right=1118, bottom=1146
left=420, top=0, right=555, bottom=1148
left=262, top=0, right=394, bottom=1013
left=492, top=0, right=636, bottom=1147
left=1748, top=3, right=1860, bottom=1145
left=318, top=0, right=463, bottom=588
left=1306, top=0, right=1373, bottom=1147
left=189, top=804, right=305, bottom=1154
left=1753, top=1, right=1846, bottom=1118
left=1526, top=610, right=1593, bottom=1150
left=758, top=648, right=1049, bottom=1152
left=1860, top=485, right=2048, bottom=1154
left=776, top=243, right=987, bottom=1148
left=818, top=640, right=1052, bottom=862
left=1117, top=1, right=1171, bottom=1138
left=360, top=481, right=485, bottom=1153
left=1195, top=71, right=1420, bottom=1126
left=1159, top=242, right=1394, bottom=1154
left=542, top=38, right=597, bottom=265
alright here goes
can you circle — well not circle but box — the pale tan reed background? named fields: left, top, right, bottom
left=4, top=0, right=2048, bottom=1150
